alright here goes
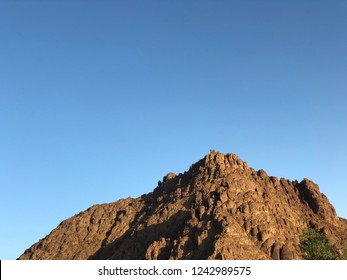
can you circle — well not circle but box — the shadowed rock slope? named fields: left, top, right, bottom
left=19, top=151, right=347, bottom=260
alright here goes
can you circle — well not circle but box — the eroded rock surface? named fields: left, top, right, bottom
left=19, top=151, right=347, bottom=260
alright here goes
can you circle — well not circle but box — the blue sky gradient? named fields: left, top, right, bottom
left=1, top=0, right=346, bottom=259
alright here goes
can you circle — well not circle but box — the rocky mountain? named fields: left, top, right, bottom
left=19, top=151, right=347, bottom=260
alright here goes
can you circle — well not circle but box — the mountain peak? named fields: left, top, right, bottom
left=204, top=150, right=248, bottom=169
left=19, top=152, right=347, bottom=260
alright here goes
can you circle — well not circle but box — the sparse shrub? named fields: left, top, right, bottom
left=299, top=228, right=338, bottom=260
left=337, top=241, right=347, bottom=260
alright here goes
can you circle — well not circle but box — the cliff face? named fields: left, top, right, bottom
left=19, top=151, right=347, bottom=260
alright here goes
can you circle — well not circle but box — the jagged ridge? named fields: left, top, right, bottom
left=19, top=151, right=347, bottom=260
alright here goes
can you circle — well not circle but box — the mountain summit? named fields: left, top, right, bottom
left=19, top=151, right=347, bottom=260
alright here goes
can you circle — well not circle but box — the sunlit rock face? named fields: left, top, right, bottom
left=19, top=150, right=347, bottom=260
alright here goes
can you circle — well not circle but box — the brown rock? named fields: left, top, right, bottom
left=18, top=151, right=347, bottom=260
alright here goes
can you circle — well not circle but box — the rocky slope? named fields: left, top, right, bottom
left=19, top=151, right=347, bottom=260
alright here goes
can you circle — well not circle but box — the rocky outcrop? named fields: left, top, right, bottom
left=19, top=150, right=347, bottom=260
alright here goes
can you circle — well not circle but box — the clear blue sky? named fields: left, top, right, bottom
left=1, top=0, right=346, bottom=260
